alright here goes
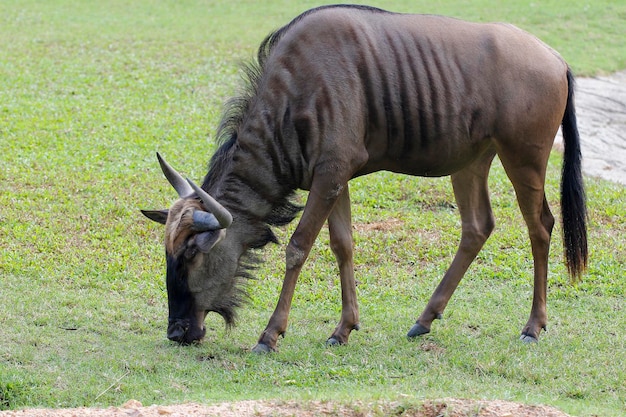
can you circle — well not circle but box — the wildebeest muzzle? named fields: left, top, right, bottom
left=167, top=317, right=206, bottom=344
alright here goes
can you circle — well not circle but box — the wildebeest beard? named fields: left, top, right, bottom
left=165, top=245, right=248, bottom=338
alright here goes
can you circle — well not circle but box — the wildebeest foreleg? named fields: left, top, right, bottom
left=252, top=179, right=349, bottom=353
left=326, top=185, right=360, bottom=346
left=409, top=151, right=496, bottom=338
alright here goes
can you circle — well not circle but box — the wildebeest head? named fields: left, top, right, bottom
left=141, top=153, right=241, bottom=345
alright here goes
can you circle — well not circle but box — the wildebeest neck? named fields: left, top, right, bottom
left=216, top=146, right=301, bottom=249
left=202, top=105, right=304, bottom=251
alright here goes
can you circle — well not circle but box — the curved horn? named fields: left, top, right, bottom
left=156, top=152, right=194, bottom=198
left=187, top=178, right=233, bottom=228
left=191, top=211, right=221, bottom=231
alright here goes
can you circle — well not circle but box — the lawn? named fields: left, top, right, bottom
left=0, top=1, right=625, bottom=416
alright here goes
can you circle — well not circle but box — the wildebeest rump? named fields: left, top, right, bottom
left=141, top=5, right=587, bottom=351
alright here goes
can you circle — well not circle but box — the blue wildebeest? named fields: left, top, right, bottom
left=142, top=5, right=587, bottom=352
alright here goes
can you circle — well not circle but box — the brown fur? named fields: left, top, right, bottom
left=164, top=200, right=204, bottom=256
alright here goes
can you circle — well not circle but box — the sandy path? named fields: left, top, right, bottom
left=0, top=398, right=574, bottom=417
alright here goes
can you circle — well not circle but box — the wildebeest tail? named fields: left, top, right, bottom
left=560, top=67, right=588, bottom=280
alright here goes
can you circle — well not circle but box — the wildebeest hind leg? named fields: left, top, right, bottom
left=498, top=149, right=554, bottom=343
left=408, top=150, right=496, bottom=338
left=326, top=185, right=360, bottom=346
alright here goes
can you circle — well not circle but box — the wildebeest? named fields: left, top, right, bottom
left=141, top=4, right=587, bottom=352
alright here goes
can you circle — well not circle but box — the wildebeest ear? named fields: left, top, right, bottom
left=195, top=229, right=226, bottom=253
left=141, top=209, right=169, bottom=225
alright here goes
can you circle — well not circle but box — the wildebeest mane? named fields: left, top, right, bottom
left=256, top=4, right=388, bottom=67
left=209, top=4, right=388, bottom=158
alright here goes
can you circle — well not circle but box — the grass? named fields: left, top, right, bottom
left=1, top=0, right=625, bottom=415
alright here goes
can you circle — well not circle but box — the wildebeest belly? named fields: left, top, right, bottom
left=357, top=121, right=494, bottom=178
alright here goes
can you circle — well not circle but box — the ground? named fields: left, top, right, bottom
left=3, top=72, right=623, bottom=417
left=554, top=70, right=626, bottom=185
left=0, top=398, right=574, bottom=417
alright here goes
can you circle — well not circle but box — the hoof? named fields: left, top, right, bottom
left=326, top=337, right=343, bottom=347
left=407, top=322, right=430, bottom=338
left=251, top=343, right=274, bottom=354
left=520, top=334, right=539, bottom=344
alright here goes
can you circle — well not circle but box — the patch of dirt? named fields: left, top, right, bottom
left=353, top=218, right=404, bottom=233
left=0, top=398, right=574, bottom=417
left=555, top=70, right=626, bottom=184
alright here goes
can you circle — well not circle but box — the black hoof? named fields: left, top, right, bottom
left=519, top=334, right=539, bottom=343
left=251, top=343, right=273, bottom=354
left=326, top=337, right=343, bottom=347
left=407, top=322, right=430, bottom=338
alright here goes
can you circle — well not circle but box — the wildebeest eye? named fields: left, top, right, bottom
left=195, top=230, right=225, bottom=253
left=184, top=244, right=198, bottom=259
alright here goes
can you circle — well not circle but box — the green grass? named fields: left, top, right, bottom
left=1, top=0, right=625, bottom=415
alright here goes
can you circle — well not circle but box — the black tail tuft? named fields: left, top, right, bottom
left=560, top=67, right=588, bottom=280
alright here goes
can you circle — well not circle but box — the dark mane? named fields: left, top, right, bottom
left=257, top=4, right=388, bottom=66
left=207, top=4, right=389, bottom=162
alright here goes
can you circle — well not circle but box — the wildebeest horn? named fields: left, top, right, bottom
left=187, top=178, right=233, bottom=229
left=156, top=152, right=194, bottom=198
left=191, top=211, right=222, bottom=231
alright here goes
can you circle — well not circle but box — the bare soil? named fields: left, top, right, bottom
left=0, top=398, right=574, bottom=417
left=3, top=72, right=623, bottom=417
left=555, top=70, right=626, bottom=184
